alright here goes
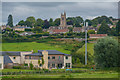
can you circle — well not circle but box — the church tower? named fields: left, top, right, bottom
left=60, top=11, right=66, bottom=27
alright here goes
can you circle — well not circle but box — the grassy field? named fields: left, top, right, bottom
left=76, top=43, right=94, bottom=55
left=2, top=42, right=71, bottom=54
left=2, top=68, right=119, bottom=78
left=2, top=72, right=118, bottom=78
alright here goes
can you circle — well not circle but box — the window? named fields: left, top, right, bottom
left=59, top=56, right=60, bottom=60
left=48, top=56, right=50, bottom=59
left=52, top=56, right=55, bottom=59
left=66, top=56, right=68, bottom=59
left=66, top=63, right=70, bottom=68
left=48, top=64, right=50, bottom=68
left=13, top=57, right=16, bottom=59
left=52, top=64, right=55, bottom=68
left=40, top=57, right=41, bottom=60
left=29, top=56, right=31, bottom=59
left=39, top=64, right=42, bottom=67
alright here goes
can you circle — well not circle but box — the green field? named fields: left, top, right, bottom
left=2, top=42, right=71, bottom=54
left=2, top=68, right=119, bottom=78
left=76, top=43, right=94, bottom=55
left=2, top=72, right=118, bottom=78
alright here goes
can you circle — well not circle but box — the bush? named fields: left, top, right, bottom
left=13, top=66, right=21, bottom=69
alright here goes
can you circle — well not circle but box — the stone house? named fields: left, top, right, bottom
left=0, top=50, right=72, bottom=69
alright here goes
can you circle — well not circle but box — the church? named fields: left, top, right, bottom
left=48, top=11, right=73, bottom=34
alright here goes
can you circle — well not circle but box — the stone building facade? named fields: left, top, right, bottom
left=1, top=50, right=72, bottom=69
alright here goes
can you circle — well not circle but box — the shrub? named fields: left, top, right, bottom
left=13, top=66, right=21, bottom=69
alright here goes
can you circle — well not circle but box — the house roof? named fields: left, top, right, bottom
left=89, top=34, right=108, bottom=37
left=52, top=29, right=69, bottom=33
left=0, top=51, right=21, bottom=56
left=25, top=53, right=43, bottom=56
left=38, top=50, right=71, bottom=56
left=73, top=27, right=82, bottom=32
left=4, top=55, right=13, bottom=64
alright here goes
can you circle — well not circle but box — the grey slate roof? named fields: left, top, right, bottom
left=0, top=51, right=21, bottom=56
left=4, top=55, right=13, bottom=64
left=25, top=53, right=43, bottom=56
left=38, top=50, right=71, bottom=56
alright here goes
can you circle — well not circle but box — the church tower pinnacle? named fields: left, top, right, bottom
left=60, top=11, right=66, bottom=27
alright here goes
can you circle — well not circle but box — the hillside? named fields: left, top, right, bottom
left=2, top=42, right=71, bottom=54
left=76, top=43, right=94, bottom=55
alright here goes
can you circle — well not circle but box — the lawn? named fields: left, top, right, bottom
left=2, top=72, right=118, bottom=78
left=2, top=42, right=71, bottom=54
left=2, top=68, right=119, bottom=78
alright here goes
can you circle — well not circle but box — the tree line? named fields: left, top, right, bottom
left=7, top=14, right=116, bottom=28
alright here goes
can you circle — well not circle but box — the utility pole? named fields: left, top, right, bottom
left=85, top=22, right=88, bottom=65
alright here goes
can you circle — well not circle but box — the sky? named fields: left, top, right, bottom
left=0, top=0, right=119, bottom=25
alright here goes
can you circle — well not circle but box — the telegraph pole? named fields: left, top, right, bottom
left=85, top=22, right=88, bottom=65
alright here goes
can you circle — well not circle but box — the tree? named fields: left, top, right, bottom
left=42, top=57, right=44, bottom=68
left=7, top=14, right=13, bottom=27
left=94, top=37, right=119, bottom=68
left=49, top=18, right=54, bottom=26
left=97, top=20, right=111, bottom=35
left=76, top=58, right=80, bottom=64
left=67, top=20, right=73, bottom=25
left=85, top=19, right=92, bottom=26
left=29, top=62, right=34, bottom=70
left=33, top=26, right=43, bottom=33
left=116, top=20, right=120, bottom=36
left=18, top=20, right=25, bottom=26
left=25, top=16, right=36, bottom=27
left=88, top=30, right=95, bottom=34
left=38, top=59, right=40, bottom=65
left=43, top=20, right=50, bottom=29
left=6, top=27, right=12, bottom=31
left=68, top=27, right=73, bottom=33
left=54, top=18, right=60, bottom=26
left=35, top=18, right=44, bottom=27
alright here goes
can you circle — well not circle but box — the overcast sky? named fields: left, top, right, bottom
left=1, top=1, right=119, bottom=25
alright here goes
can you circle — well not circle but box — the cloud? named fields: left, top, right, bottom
left=2, top=0, right=119, bottom=2
left=1, top=2, right=118, bottom=25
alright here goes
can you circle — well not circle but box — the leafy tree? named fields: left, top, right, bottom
left=116, top=20, right=120, bottom=36
left=38, top=59, right=40, bottom=65
left=43, top=20, right=50, bottom=29
left=25, top=20, right=31, bottom=27
left=97, top=20, right=111, bottom=35
left=49, top=18, right=54, bottom=26
left=42, top=57, right=44, bottom=68
left=7, top=14, right=13, bottom=27
left=67, top=20, right=73, bottom=25
left=88, top=30, right=95, bottom=34
left=18, top=20, right=25, bottom=26
left=35, top=18, right=44, bottom=27
left=33, top=26, right=43, bottom=33
left=6, top=27, right=12, bottom=31
left=29, top=62, right=34, bottom=70
left=76, top=58, right=80, bottom=64
left=25, top=16, right=36, bottom=27
left=94, top=37, right=119, bottom=68
left=54, top=18, right=60, bottom=26
left=85, top=19, right=92, bottom=26
left=68, top=27, right=73, bottom=33
left=91, top=16, right=113, bottom=27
